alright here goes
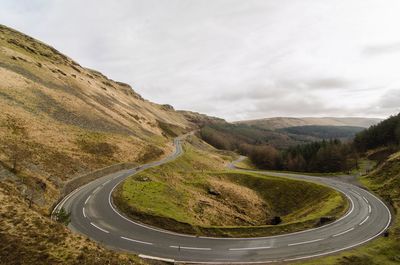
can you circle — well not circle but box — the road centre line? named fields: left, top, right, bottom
left=332, top=227, right=354, bottom=237
left=359, top=215, right=370, bottom=225
left=229, top=246, right=272, bottom=251
left=288, top=238, right=324, bottom=246
left=121, top=236, right=153, bottom=245
left=170, top=245, right=211, bottom=251
left=84, top=195, right=91, bottom=205
left=90, top=222, right=109, bottom=233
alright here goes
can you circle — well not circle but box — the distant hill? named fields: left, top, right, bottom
left=236, top=117, right=382, bottom=130
left=279, top=125, right=365, bottom=141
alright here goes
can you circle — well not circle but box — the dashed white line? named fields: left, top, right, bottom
left=103, top=179, right=111, bottom=185
left=352, top=190, right=361, bottom=196
left=359, top=215, right=370, bottom=225
left=363, top=196, right=369, bottom=204
left=170, top=245, right=211, bottom=251
left=332, top=227, right=354, bottom=237
left=138, top=254, right=175, bottom=263
left=120, top=236, right=153, bottom=245
left=92, top=186, right=101, bottom=194
left=90, top=222, right=109, bottom=233
left=82, top=207, right=87, bottom=218
left=368, top=205, right=372, bottom=213
left=288, top=238, right=324, bottom=246
left=229, top=246, right=272, bottom=251
left=84, top=195, right=91, bottom=205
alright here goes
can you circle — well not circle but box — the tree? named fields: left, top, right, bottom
left=247, top=145, right=281, bottom=169
left=56, top=208, right=71, bottom=226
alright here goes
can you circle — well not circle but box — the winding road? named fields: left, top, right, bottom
left=53, top=135, right=391, bottom=264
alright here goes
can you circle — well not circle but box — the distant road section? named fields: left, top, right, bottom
left=53, top=135, right=391, bottom=264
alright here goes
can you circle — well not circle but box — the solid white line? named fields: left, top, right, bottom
left=138, top=254, right=175, bottom=263
left=90, top=222, right=109, bottom=233
left=288, top=238, right=324, bottom=246
left=332, top=227, right=354, bottom=237
left=120, top=236, right=153, bottom=245
left=359, top=215, right=370, bottom=225
left=144, top=164, right=392, bottom=264
left=84, top=195, right=91, bottom=205
left=368, top=205, right=372, bottom=213
left=51, top=184, right=86, bottom=218
left=82, top=208, right=87, bottom=218
left=107, top=181, right=356, bottom=241
left=283, top=204, right=390, bottom=263
left=170, top=245, right=211, bottom=251
left=229, top=246, right=272, bottom=251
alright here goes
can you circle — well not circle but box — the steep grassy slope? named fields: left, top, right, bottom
left=0, top=24, right=214, bottom=264
left=113, top=135, right=348, bottom=237
left=0, top=24, right=199, bottom=212
left=0, top=179, right=145, bottom=265
left=237, top=117, right=381, bottom=130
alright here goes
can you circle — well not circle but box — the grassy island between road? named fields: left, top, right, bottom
left=112, top=137, right=349, bottom=237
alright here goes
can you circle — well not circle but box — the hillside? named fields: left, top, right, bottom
left=0, top=24, right=220, bottom=264
left=279, top=125, right=365, bottom=141
left=236, top=117, right=381, bottom=130
left=0, top=24, right=205, bottom=210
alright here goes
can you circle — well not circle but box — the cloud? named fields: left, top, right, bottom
left=1, top=0, right=399, bottom=121
left=363, top=42, right=400, bottom=57
left=378, top=88, right=400, bottom=110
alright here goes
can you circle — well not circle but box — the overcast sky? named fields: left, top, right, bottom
left=1, top=0, right=400, bottom=121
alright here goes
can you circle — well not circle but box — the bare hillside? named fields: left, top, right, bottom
left=0, top=24, right=215, bottom=264
left=236, top=117, right=382, bottom=130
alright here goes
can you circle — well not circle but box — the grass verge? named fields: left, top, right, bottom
left=298, top=152, right=400, bottom=265
left=113, top=143, right=349, bottom=238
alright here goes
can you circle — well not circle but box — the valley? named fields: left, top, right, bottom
left=0, top=23, right=398, bottom=265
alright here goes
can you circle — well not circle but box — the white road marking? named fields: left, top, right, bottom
left=103, top=179, right=111, bottom=185
left=332, top=227, right=354, bottom=237
left=359, top=215, right=370, bottom=225
left=288, top=238, right=324, bottom=246
left=120, top=236, right=153, bottom=245
left=51, top=184, right=86, bottom=218
left=92, top=186, right=101, bottom=194
left=363, top=196, right=369, bottom=204
left=229, top=246, right=272, bottom=251
left=53, top=135, right=394, bottom=264
left=170, top=245, right=211, bottom=251
left=90, top=222, right=109, bottom=233
left=82, top=208, right=86, bottom=218
left=352, top=190, right=361, bottom=196
left=368, top=205, right=372, bottom=213
left=282, top=192, right=392, bottom=263
left=138, top=254, right=175, bottom=263
left=84, top=195, right=91, bottom=205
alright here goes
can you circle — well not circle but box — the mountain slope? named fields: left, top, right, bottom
left=0, top=24, right=202, bottom=211
left=0, top=24, right=213, bottom=264
left=237, top=117, right=381, bottom=130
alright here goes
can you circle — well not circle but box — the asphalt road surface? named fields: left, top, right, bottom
left=53, top=135, right=391, bottom=264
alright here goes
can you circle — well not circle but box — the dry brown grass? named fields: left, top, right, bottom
left=0, top=180, right=144, bottom=265
left=0, top=24, right=214, bottom=264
